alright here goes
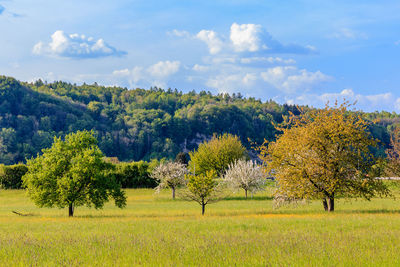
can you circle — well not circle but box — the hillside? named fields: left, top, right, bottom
left=0, top=75, right=396, bottom=164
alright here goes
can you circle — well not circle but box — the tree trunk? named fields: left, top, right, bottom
left=327, top=197, right=334, bottom=212
left=172, top=187, right=175, bottom=200
left=201, top=200, right=205, bottom=215
left=323, top=199, right=328, bottom=211
left=245, top=189, right=248, bottom=199
left=69, top=203, right=74, bottom=217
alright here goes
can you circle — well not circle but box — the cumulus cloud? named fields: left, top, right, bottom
left=230, top=23, right=269, bottom=52
left=176, top=23, right=315, bottom=56
left=261, top=66, right=331, bottom=93
left=147, top=60, right=181, bottom=78
left=196, top=30, right=224, bottom=55
left=229, top=23, right=316, bottom=54
left=33, top=30, right=126, bottom=59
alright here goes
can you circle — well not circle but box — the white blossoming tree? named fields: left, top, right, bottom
left=151, top=162, right=187, bottom=199
left=224, top=160, right=266, bottom=199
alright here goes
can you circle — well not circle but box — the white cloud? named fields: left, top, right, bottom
left=167, top=29, right=191, bottom=38
left=112, top=61, right=180, bottom=88
left=33, top=30, right=126, bottom=59
left=240, top=57, right=296, bottom=65
left=112, top=68, right=130, bottom=76
left=206, top=72, right=259, bottom=93
left=194, top=23, right=315, bottom=55
left=230, top=23, right=268, bottom=52
left=192, top=64, right=210, bottom=72
left=147, top=60, right=180, bottom=78
left=261, top=66, right=331, bottom=93
left=171, top=23, right=315, bottom=62
left=196, top=30, right=224, bottom=54
left=329, top=28, right=368, bottom=40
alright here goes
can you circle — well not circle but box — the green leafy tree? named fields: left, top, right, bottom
left=189, top=134, right=246, bottom=176
left=23, top=130, right=126, bottom=217
left=180, top=170, right=224, bottom=215
left=261, top=102, right=389, bottom=212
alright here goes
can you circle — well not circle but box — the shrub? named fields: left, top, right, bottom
left=0, top=164, right=28, bottom=189
left=114, top=161, right=157, bottom=188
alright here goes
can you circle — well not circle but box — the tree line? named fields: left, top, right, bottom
left=0, top=75, right=395, bottom=165
left=12, top=102, right=400, bottom=216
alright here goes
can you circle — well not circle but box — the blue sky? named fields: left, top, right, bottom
left=1, top=0, right=400, bottom=111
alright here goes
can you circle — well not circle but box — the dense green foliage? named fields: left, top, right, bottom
left=0, top=75, right=396, bottom=164
left=0, top=75, right=297, bottom=164
left=189, top=134, right=246, bottom=176
left=23, top=130, right=126, bottom=216
left=114, top=161, right=157, bottom=188
left=0, top=163, right=28, bottom=189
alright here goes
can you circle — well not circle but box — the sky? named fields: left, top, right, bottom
left=1, top=0, right=400, bottom=112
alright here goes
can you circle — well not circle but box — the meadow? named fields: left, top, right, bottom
left=1, top=188, right=400, bottom=266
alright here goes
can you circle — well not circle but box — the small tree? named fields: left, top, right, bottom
left=260, top=102, right=389, bottom=212
left=151, top=161, right=187, bottom=199
left=180, top=170, right=224, bottom=215
left=189, top=133, right=246, bottom=176
left=224, top=160, right=265, bottom=199
left=23, top=130, right=126, bottom=217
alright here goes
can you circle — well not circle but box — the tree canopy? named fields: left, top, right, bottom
left=181, top=170, right=224, bottom=215
left=224, top=160, right=265, bottom=198
left=151, top=161, right=187, bottom=199
left=189, top=134, right=246, bottom=176
left=261, top=103, right=389, bottom=211
left=23, top=130, right=126, bottom=216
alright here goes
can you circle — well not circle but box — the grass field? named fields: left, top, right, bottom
left=1, top=188, right=400, bottom=266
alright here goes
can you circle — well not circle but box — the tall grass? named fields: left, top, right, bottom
left=1, top=188, right=400, bottom=266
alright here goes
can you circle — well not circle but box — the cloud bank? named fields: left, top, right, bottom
left=113, top=60, right=181, bottom=88
left=285, top=89, right=400, bottom=111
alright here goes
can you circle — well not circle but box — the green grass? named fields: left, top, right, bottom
left=1, top=188, right=400, bottom=266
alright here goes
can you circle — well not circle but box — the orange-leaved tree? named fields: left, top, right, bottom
left=259, top=102, right=389, bottom=211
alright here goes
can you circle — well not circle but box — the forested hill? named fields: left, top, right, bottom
left=0, top=75, right=397, bottom=164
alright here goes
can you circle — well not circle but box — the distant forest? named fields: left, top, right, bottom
left=0, top=75, right=397, bottom=164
